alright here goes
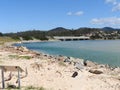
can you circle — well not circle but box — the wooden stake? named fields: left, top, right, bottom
left=1, top=69, right=5, bottom=89
left=18, top=69, right=21, bottom=89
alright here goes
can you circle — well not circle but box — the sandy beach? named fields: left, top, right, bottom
left=0, top=44, right=120, bottom=90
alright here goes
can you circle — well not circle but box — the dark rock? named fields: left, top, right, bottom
left=64, top=57, right=71, bottom=63
left=83, top=60, right=87, bottom=66
left=89, top=69, right=103, bottom=74
left=72, top=72, right=78, bottom=78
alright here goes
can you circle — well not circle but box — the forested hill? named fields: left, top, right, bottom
left=2, top=27, right=120, bottom=40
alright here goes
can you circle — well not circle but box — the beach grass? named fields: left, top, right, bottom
left=8, top=55, right=32, bottom=60
left=24, top=86, right=46, bottom=90
left=19, top=56, right=32, bottom=60
left=58, top=61, right=67, bottom=67
left=8, top=55, right=19, bottom=59
left=6, top=86, right=46, bottom=90
left=0, top=36, right=17, bottom=45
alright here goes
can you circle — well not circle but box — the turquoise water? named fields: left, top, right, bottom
left=15, top=40, right=120, bottom=67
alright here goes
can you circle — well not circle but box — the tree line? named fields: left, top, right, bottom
left=1, top=27, right=120, bottom=40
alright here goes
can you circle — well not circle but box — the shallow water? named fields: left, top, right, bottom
left=15, top=40, right=120, bottom=67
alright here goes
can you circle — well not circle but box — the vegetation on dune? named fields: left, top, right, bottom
left=6, top=86, right=46, bottom=90
left=8, top=55, right=32, bottom=60
left=19, top=55, right=32, bottom=59
left=8, top=55, right=19, bottom=59
left=0, top=36, right=18, bottom=45
left=58, top=61, right=67, bottom=67
left=24, top=86, right=46, bottom=90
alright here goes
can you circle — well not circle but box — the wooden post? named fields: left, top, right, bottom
left=18, top=69, right=21, bottom=89
left=1, top=69, right=5, bottom=89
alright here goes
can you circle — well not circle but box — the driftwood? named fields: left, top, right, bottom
left=16, top=67, right=28, bottom=83
left=4, top=72, right=13, bottom=81
left=56, top=71, right=62, bottom=77
left=0, top=72, right=13, bottom=84
left=30, top=62, right=43, bottom=71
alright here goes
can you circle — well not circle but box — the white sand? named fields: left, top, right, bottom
left=0, top=46, right=120, bottom=90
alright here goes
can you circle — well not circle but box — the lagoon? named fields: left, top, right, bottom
left=15, top=40, right=120, bottom=67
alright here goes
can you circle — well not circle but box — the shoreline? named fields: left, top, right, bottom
left=13, top=40, right=120, bottom=68
left=0, top=41, right=120, bottom=90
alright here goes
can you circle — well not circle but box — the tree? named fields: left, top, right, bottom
left=0, top=32, right=3, bottom=36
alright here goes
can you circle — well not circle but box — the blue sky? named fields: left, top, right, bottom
left=0, top=0, right=120, bottom=33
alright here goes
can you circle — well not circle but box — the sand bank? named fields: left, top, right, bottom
left=0, top=45, right=120, bottom=90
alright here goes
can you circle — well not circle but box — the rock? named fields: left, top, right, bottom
left=18, top=46, right=29, bottom=52
left=89, top=69, right=103, bottom=74
left=57, top=55, right=65, bottom=61
left=74, top=62, right=84, bottom=70
left=113, top=67, right=120, bottom=73
left=64, top=57, right=71, bottom=63
left=84, top=60, right=98, bottom=67
left=72, top=72, right=78, bottom=78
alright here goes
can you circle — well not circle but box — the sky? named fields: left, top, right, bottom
left=0, top=0, right=120, bottom=33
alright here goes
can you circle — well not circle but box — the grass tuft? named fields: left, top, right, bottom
left=8, top=55, right=19, bottom=59
left=0, top=36, right=18, bottom=45
left=8, top=55, right=32, bottom=60
left=58, top=61, right=67, bottom=67
left=19, top=56, right=32, bottom=59
left=24, top=86, right=46, bottom=90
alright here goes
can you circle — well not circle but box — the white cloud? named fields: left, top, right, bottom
left=91, top=17, right=120, bottom=25
left=67, top=11, right=84, bottom=16
left=67, top=12, right=72, bottom=16
left=112, top=3, right=120, bottom=11
left=105, top=0, right=120, bottom=11
left=105, top=0, right=117, bottom=5
left=74, top=11, right=84, bottom=16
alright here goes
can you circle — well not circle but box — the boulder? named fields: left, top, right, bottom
left=74, top=62, right=84, bottom=70
left=89, top=69, right=103, bottom=74
left=114, top=67, right=120, bottom=73
left=84, top=60, right=98, bottom=67
left=64, top=57, right=71, bottom=63
left=57, top=55, right=65, bottom=61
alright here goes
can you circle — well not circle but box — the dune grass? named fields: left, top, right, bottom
left=24, top=86, right=46, bottom=90
left=6, top=86, right=46, bottom=90
left=0, top=36, right=18, bottom=45
left=58, top=61, right=67, bottom=67
left=8, top=55, right=32, bottom=60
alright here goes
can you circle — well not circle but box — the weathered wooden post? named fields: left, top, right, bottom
left=1, top=69, right=5, bottom=89
left=18, top=68, right=21, bottom=89
left=0, top=66, right=24, bottom=89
